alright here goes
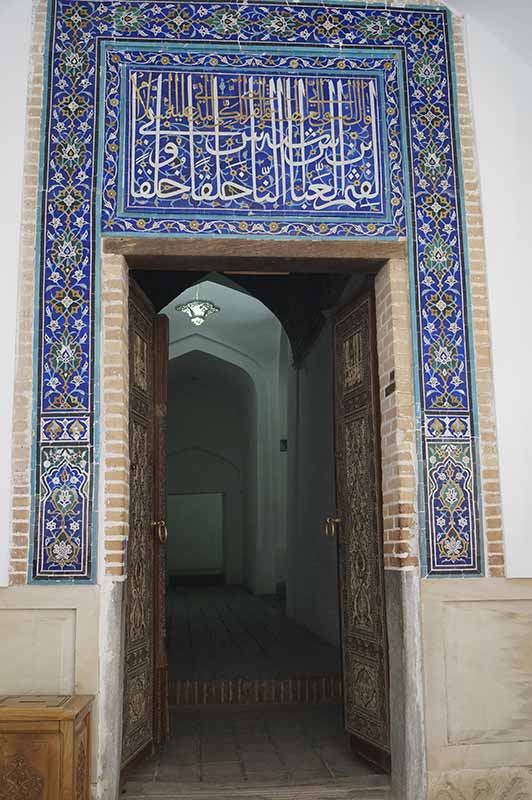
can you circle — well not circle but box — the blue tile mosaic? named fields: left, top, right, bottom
left=104, top=48, right=405, bottom=236
left=30, top=0, right=483, bottom=580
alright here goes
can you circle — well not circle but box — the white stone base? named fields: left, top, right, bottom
left=429, top=768, right=532, bottom=800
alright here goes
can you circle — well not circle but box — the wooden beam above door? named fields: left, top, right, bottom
left=102, top=235, right=407, bottom=272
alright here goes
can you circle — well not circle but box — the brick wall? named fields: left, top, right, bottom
left=99, top=253, right=130, bottom=580
left=376, top=259, right=420, bottom=571
left=9, top=0, right=47, bottom=585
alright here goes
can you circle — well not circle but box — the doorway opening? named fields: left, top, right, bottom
left=120, top=262, right=392, bottom=795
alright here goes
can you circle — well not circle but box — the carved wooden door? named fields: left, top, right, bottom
left=334, top=287, right=391, bottom=772
left=121, top=279, right=169, bottom=770
left=153, top=314, right=170, bottom=747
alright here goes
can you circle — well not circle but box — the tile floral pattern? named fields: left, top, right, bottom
left=30, top=0, right=482, bottom=579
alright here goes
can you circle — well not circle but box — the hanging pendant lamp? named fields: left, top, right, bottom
left=175, top=286, right=220, bottom=327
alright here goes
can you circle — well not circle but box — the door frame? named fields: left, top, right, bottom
left=98, top=237, right=427, bottom=800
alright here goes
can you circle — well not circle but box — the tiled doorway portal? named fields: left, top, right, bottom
left=102, top=241, right=424, bottom=800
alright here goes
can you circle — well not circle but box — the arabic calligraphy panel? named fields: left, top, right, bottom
left=125, top=63, right=388, bottom=218
left=103, top=46, right=405, bottom=238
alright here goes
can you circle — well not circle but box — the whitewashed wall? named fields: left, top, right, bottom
left=164, top=282, right=286, bottom=595
left=286, top=322, right=340, bottom=647
left=0, top=0, right=32, bottom=586
left=166, top=492, right=224, bottom=577
left=457, top=12, right=532, bottom=576
left=166, top=353, right=253, bottom=584
left=0, top=3, right=531, bottom=581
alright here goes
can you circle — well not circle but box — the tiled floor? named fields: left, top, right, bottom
left=167, top=587, right=341, bottom=680
left=122, top=704, right=389, bottom=798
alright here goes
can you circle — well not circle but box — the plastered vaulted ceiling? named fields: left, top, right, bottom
left=138, top=271, right=354, bottom=366
left=163, top=279, right=282, bottom=368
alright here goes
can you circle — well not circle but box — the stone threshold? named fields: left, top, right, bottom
left=122, top=776, right=391, bottom=798
left=170, top=675, right=343, bottom=705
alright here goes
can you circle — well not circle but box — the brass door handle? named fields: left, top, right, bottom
left=324, top=517, right=341, bottom=538
left=158, top=521, right=168, bottom=544
left=152, top=520, right=168, bottom=544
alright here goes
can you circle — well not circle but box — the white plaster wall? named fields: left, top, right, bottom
left=0, top=0, right=32, bottom=586
left=169, top=336, right=276, bottom=594
left=274, top=332, right=290, bottom=587
left=167, top=492, right=224, bottom=576
left=286, top=322, right=340, bottom=648
left=0, top=587, right=101, bottom=789
left=456, top=15, right=532, bottom=576
left=165, top=282, right=287, bottom=595
left=167, top=451, right=244, bottom=581
left=421, top=578, right=532, bottom=773
left=166, top=353, right=252, bottom=583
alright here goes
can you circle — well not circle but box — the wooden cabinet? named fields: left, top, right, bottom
left=0, top=695, right=93, bottom=800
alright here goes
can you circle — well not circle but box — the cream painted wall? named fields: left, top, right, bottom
left=164, top=283, right=286, bottom=595
left=421, top=578, right=532, bottom=778
left=166, top=352, right=253, bottom=584
left=0, top=0, right=32, bottom=586
left=456, top=15, right=532, bottom=576
left=286, top=322, right=340, bottom=648
left=167, top=492, right=224, bottom=576
left=274, top=332, right=290, bottom=587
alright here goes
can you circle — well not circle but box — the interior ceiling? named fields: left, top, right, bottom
left=168, top=349, right=253, bottom=400
left=132, top=269, right=360, bottom=365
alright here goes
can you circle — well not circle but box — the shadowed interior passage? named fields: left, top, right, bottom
left=167, top=587, right=341, bottom=681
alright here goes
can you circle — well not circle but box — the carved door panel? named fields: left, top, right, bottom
left=153, top=315, right=169, bottom=746
left=121, top=280, right=168, bottom=769
left=334, top=287, right=391, bottom=772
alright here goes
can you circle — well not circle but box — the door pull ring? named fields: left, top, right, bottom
left=158, top=520, right=168, bottom=544
left=152, top=520, right=168, bottom=544
left=324, top=516, right=341, bottom=538
left=324, top=516, right=340, bottom=538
